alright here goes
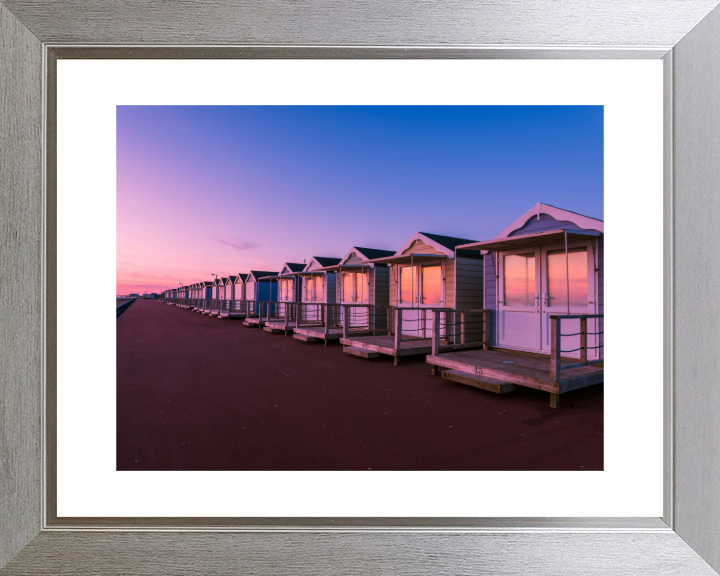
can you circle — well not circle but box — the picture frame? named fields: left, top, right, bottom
left=1, top=0, right=719, bottom=573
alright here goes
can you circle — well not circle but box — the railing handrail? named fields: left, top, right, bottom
left=549, top=313, right=604, bottom=320
left=550, top=314, right=603, bottom=381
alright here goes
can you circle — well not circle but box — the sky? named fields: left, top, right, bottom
left=117, top=105, right=603, bottom=295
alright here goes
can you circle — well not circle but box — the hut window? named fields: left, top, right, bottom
left=355, top=271, right=368, bottom=303
left=342, top=273, right=353, bottom=302
left=504, top=253, right=535, bottom=306
left=547, top=247, right=588, bottom=307
left=421, top=265, right=442, bottom=304
left=307, top=276, right=323, bottom=302
left=399, top=265, right=417, bottom=304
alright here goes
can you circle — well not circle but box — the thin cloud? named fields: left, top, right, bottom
left=215, top=238, right=260, bottom=252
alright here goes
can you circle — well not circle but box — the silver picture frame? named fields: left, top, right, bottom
left=2, top=1, right=719, bottom=573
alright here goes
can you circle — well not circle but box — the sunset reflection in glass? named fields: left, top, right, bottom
left=547, top=248, right=588, bottom=307
left=504, top=254, right=536, bottom=306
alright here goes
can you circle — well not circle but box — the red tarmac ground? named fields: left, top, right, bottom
left=117, top=299, right=603, bottom=471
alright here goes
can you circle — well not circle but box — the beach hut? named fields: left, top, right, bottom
left=178, top=286, right=188, bottom=308
left=289, top=256, right=341, bottom=345
left=243, top=271, right=279, bottom=327
left=303, top=247, right=396, bottom=349
left=339, top=232, right=483, bottom=364
left=217, top=276, right=237, bottom=319
left=425, top=203, right=604, bottom=407
left=206, top=277, right=227, bottom=316
left=262, top=263, right=306, bottom=334
left=195, top=281, right=213, bottom=313
left=224, top=273, right=248, bottom=319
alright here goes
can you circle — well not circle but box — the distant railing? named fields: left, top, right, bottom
left=116, top=297, right=137, bottom=320
left=550, top=314, right=604, bottom=381
left=425, top=308, right=491, bottom=355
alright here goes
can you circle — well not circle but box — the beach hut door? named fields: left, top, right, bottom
left=498, top=249, right=542, bottom=350
left=540, top=243, right=597, bottom=359
left=341, top=271, right=369, bottom=327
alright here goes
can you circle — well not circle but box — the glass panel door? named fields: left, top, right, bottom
left=541, top=243, right=596, bottom=357
left=498, top=249, right=541, bottom=350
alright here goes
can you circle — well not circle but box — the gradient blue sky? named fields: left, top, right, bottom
left=117, top=105, right=603, bottom=294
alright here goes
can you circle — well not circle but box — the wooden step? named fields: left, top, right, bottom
left=293, top=333, right=319, bottom=343
left=343, top=346, right=380, bottom=359
left=441, top=369, right=516, bottom=394
left=263, top=327, right=283, bottom=334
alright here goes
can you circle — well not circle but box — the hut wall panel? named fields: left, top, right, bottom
left=372, top=266, right=390, bottom=330
left=372, top=267, right=390, bottom=306
left=598, top=236, right=604, bottom=360
left=484, top=250, right=498, bottom=348
left=453, top=256, right=484, bottom=344
left=326, top=272, right=337, bottom=304
left=443, top=258, right=455, bottom=309
left=246, top=281, right=256, bottom=301
left=389, top=264, right=398, bottom=307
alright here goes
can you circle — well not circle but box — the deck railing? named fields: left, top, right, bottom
left=549, top=314, right=604, bottom=380
left=250, top=302, right=391, bottom=336
left=426, top=308, right=491, bottom=355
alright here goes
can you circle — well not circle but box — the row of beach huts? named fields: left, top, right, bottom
left=159, top=203, right=604, bottom=408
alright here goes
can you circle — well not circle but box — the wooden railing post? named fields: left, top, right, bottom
left=324, top=305, right=329, bottom=337
left=343, top=306, right=350, bottom=338
left=432, top=309, right=440, bottom=356
left=580, top=317, right=587, bottom=364
left=483, top=310, right=491, bottom=350
left=422, top=309, right=427, bottom=339
left=395, top=308, right=402, bottom=351
left=550, top=316, right=561, bottom=381
left=460, top=311, right=465, bottom=345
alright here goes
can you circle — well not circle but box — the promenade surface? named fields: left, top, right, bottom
left=117, top=299, right=603, bottom=471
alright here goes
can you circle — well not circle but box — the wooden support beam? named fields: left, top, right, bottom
left=550, top=393, right=560, bottom=409
left=580, top=317, right=588, bottom=365
left=432, top=312, right=440, bottom=357
left=550, top=316, right=560, bottom=381
left=394, top=308, right=402, bottom=352
left=343, top=305, right=349, bottom=339
left=483, top=309, right=491, bottom=350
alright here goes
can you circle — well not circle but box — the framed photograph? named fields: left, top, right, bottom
left=2, top=1, right=720, bottom=574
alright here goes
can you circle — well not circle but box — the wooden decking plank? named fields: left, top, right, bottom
left=343, top=346, right=380, bottom=359
left=441, top=370, right=516, bottom=394
left=293, top=333, right=319, bottom=343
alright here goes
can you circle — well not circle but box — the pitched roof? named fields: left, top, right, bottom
left=285, top=262, right=306, bottom=272
left=354, top=247, right=396, bottom=260
left=312, top=256, right=342, bottom=267
left=227, top=275, right=237, bottom=283
left=236, top=273, right=249, bottom=283
left=248, top=270, right=278, bottom=280
left=494, top=202, right=603, bottom=239
left=418, top=232, right=479, bottom=250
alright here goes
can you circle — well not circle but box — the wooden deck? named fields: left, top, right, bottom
left=426, top=348, right=603, bottom=397
left=264, top=319, right=294, bottom=333
left=339, top=334, right=482, bottom=364
left=294, top=325, right=376, bottom=344
left=243, top=316, right=265, bottom=327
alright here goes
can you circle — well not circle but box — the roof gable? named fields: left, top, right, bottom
left=306, top=256, right=341, bottom=271
left=280, top=262, right=306, bottom=275
left=393, top=232, right=479, bottom=259
left=248, top=270, right=278, bottom=281
left=495, top=203, right=603, bottom=239
left=235, top=273, right=249, bottom=284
